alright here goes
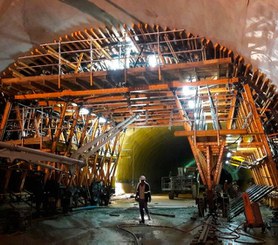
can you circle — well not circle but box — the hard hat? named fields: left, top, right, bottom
left=139, top=175, right=146, bottom=181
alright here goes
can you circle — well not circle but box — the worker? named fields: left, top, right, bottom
left=135, top=175, right=151, bottom=224
left=223, top=180, right=229, bottom=193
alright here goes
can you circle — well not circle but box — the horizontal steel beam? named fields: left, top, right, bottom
left=3, top=58, right=232, bottom=85
left=174, top=129, right=250, bottom=137
left=15, top=77, right=238, bottom=100
left=0, top=142, right=84, bottom=166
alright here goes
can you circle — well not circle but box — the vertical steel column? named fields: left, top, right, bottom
left=58, top=41, right=61, bottom=89
left=98, top=145, right=108, bottom=182
left=110, top=132, right=125, bottom=187
left=262, top=163, right=272, bottom=186
left=78, top=114, right=91, bottom=147
left=15, top=105, right=24, bottom=140
left=243, top=83, right=278, bottom=186
left=251, top=168, right=259, bottom=185
left=174, top=93, right=207, bottom=186
left=91, top=153, right=99, bottom=183
left=215, top=142, right=225, bottom=184
left=124, top=32, right=127, bottom=85
left=0, top=101, right=12, bottom=141
left=90, top=39, right=93, bottom=86
left=256, top=166, right=264, bottom=185
left=157, top=29, right=161, bottom=80
left=206, top=146, right=212, bottom=190
left=105, top=133, right=120, bottom=185
left=51, top=102, right=67, bottom=153
left=260, top=164, right=268, bottom=185
left=65, top=106, right=80, bottom=155
left=226, top=91, right=237, bottom=130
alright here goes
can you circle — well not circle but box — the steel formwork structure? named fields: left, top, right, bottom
left=0, top=23, right=277, bottom=207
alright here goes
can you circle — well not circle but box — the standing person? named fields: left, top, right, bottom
left=223, top=180, right=229, bottom=194
left=135, top=175, right=151, bottom=224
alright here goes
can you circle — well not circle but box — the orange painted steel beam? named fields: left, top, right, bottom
left=215, top=142, right=225, bottom=184
left=110, top=105, right=176, bottom=113
left=65, top=106, right=80, bottom=155
left=0, top=101, right=12, bottom=141
left=85, top=100, right=177, bottom=108
left=243, top=84, right=278, bottom=186
left=135, top=116, right=182, bottom=122
left=16, top=87, right=129, bottom=100
left=78, top=113, right=92, bottom=148
left=3, top=58, right=232, bottom=85
left=206, top=146, right=212, bottom=190
left=83, top=98, right=178, bottom=107
left=195, top=142, right=263, bottom=147
left=132, top=122, right=183, bottom=127
left=255, top=168, right=263, bottom=185
left=14, top=77, right=238, bottom=100
left=242, top=192, right=256, bottom=225
left=262, top=163, right=272, bottom=186
left=4, top=137, right=52, bottom=145
left=15, top=106, right=24, bottom=134
left=51, top=102, right=67, bottom=153
left=251, top=169, right=259, bottom=184
left=105, top=133, right=120, bottom=186
left=173, top=92, right=207, bottom=185
left=226, top=91, right=237, bottom=130
left=174, top=129, right=249, bottom=137
left=171, top=78, right=238, bottom=88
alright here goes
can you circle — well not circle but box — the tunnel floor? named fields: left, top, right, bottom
left=0, top=194, right=276, bottom=244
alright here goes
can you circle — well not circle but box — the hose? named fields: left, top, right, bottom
left=117, top=224, right=140, bottom=245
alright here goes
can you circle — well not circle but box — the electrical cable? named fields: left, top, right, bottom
left=234, top=229, right=266, bottom=244
left=118, top=222, right=203, bottom=234
left=116, top=221, right=204, bottom=244
left=117, top=224, right=140, bottom=245
left=209, top=221, right=266, bottom=244
left=147, top=223, right=204, bottom=233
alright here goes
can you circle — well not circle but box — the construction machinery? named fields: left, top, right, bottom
left=161, top=167, right=199, bottom=199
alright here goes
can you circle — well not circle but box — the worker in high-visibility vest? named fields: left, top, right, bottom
left=135, top=175, right=151, bottom=224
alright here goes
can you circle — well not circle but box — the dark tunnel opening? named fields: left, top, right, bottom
left=116, top=127, right=251, bottom=194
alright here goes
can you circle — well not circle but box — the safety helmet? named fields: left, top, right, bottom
left=139, top=175, right=146, bottom=181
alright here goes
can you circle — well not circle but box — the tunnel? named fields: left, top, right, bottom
left=0, top=1, right=277, bottom=244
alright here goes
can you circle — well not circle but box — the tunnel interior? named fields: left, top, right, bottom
left=116, top=127, right=251, bottom=193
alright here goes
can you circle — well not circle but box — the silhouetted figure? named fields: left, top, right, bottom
left=135, top=175, right=151, bottom=224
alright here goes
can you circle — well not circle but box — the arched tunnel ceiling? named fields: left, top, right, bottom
left=0, top=0, right=278, bottom=88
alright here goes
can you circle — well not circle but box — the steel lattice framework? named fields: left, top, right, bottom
left=0, top=23, right=277, bottom=207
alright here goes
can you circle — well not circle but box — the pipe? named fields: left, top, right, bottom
left=72, top=205, right=99, bottom=212
left=0, top=142, right=85, bottom=166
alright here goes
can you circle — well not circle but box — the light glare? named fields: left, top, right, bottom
left=182, top=86, right=196, bottom=95
left=99, top=116, right=107, bottom=124
left=80, top=108, right=89, bottom=115
left=188, top=100, right=195, bottom=109
left=148, top=55, right=157, bottom=67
